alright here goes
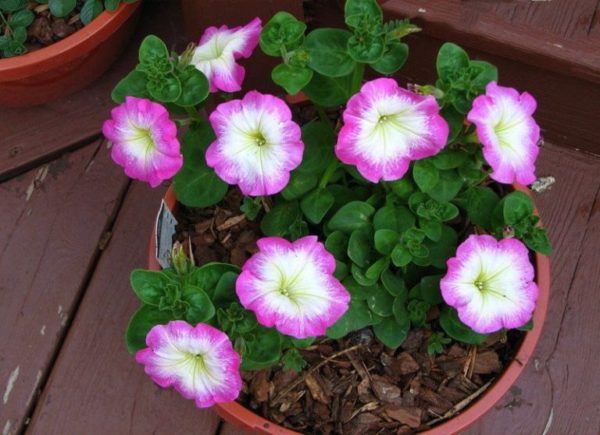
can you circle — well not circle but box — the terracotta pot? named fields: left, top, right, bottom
left=147, top=185, right=550, bottom=435
left=0, top=1, right=141, bottom=107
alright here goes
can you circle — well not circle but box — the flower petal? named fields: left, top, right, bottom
left=236, top=236, right=350, bottom=338
left=206, top=91, right=303, bottom=196
left=467, top=81, right=540, bottom=185
left=191, top=18, right=262, bottom=93
left=102, top=97, right=182, bottom=187
left=440, top=234, right=538, bottom=334
left=335, top=78, right=448, bottom=183
left=136, top=321, right=242, bottom=408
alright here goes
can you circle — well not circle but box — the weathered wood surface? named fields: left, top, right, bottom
left=0, top=0, right=187, bottom=181
left=0, top=141, right=128, bottom=435
left=26, top=182, right=221, bottom=435
left=383, top=0, right=600, bottom=84
left=465, top=144, right=600, bottom=434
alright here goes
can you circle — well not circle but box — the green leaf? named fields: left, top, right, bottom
left=130, top=269, right=173, bottom=305
left=436, top=42, right=469, bottom=80
left=328, top=201, right=375, bottom=233
left=373, top=316, right=408, bottom=349
left=182, top=284, right=215, bottom=323
left=440, top=106, right=464, bottom=143
left=125, top=305, right=173, bottom=353
left=374, top=229, right=398, bottom=255
left=298, top=121, right=336, bottom=175
left=10, top=25, right=26, bottom=44
left=351, top=263, right=378, bottom=286
left=138, top=35, right=169, bottom=63
left=343, top=276, right=371, bottom=301
left=301, top=188, right=335, bottom=224
left=212, top=271, right=239, bottom=306
left=413, top=159, right=440, bottom=192
left=503, top=191, right=534, bottom=225
left=348, top=227, right=373, bottom=268
left=367, top=285, right=394, bottom=317
left=147, top=75, right=181, bottom=103
left=470, top=60, right=498, bottom=91
left=523, top=227, right=552, bottom=255
left=344, top=0, right=382, bottom=28
left=439, top=307, right=487, bottom=344
left=260, top=11, right=306, bottom=56
left=517, top=319, right=534, bottom=331
left=261, top=201, right=302, bottom=237
left=173, top=122, right=228, bottom=208
left=365, top=257, right=389, bottom=281
left=271, top=63, right=313, bottom=95
left=175, top=66, right=209, bottom=106
left=425, top=225, right=458, bottom=269
left=420, top=218, right=442, bottom=241
left=188, top=263, right=240, bottom=295
left=48, top=0, right=76, bottom=16
left=431, top=149, right=468, bottom=170
left=427, top=169, right=464, bottom=202
left=303, top=71, right=353, bottom=107
left=8, top=8, right=33, bottom=27
left=467, top=187, right=500, bottom=228
left=304, top=28, right=355, bottom=78
left=80, top=0, right=103, bottom=24
left=391, top=244, right=411, bottom=267
left=370, top=41, right=408, bottom=75
left=381, top=269, right=406, bottom=298
left=104, top=0, right=119, bottom=11
left=111, top=70, right=149, bottom=103
left=240, top=197, right=262, bottom=221
left=373, top=205, right=415, bottom=233
left=347, top=34, right=384, bottom=63
left=325, top=231, right=349, bottom=261
left=327, top=299, right=373, bottom=339
left=0, top=0, right=26, bottom=12
left=282, top=171, right=318, bottom=200
left=419, top=275, right=443, bottom=304
left=241, top=327, right=283, bottom=370
left=282, top=348, right=307, bottom=372
left=392, top=296, right=409, bottom=324
left=388, top=178, right=414, bottom=199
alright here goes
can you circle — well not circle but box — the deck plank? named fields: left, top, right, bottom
left=465, top=145, right=600, bottom=433
left=25, top=182, right=221, bottom=435
left=0, top=0, right=186, bottom=181
left=0, top=141, right=128, bottom=435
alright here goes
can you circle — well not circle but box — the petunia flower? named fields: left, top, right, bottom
left=206, top=91, right=303, bottom=196
left=102, top=97, right=182, bottom=187
left=335, top=78, right=449, bottom=183
left=190, top=17, right=262, bottom=93
left=136, top=321, right=242, bottom=408
left=236, top=236, right=350, bottom=339
left=440, top=234, right=538, bottom=334
left=467, top=81, right=540, bottom=185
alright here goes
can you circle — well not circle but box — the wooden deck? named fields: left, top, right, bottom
left=1, top=2, right=600, bottom=434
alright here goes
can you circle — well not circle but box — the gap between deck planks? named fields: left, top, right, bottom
left=0, top=140, right=129, bottom=435
left=20, top=143, right=600, bottom=435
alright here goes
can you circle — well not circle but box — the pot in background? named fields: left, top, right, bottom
left=0, top=1, right=142, bottom=107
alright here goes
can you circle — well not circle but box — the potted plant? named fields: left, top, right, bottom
left=0, top=0, right=141, bottom=107
left=102, top=0, right=551, bottom=433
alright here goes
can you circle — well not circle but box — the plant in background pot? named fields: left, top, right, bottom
left=102, top=0, right=551, bottom=433
left=0, top=0, right=141, bottom=106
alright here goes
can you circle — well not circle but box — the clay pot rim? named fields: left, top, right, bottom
left=148, top=184, right=550, bottom=435
left=0, top=1, right=141, bottom=78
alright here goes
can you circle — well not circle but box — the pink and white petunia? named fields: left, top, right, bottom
left=190, top=17, right=261, bottom=93
left=440, top=235, right=538, bottom=334
left=467, top=82, right=540, bottom=185
left=136, top=321, right=242, bottom=408
left=236, top=236, right=350, bottom=339
left=206, top=91, right=303, bottom=196
left=102, top=97, right=182, bottom=187
left=335, top=78, right=449, bottom=183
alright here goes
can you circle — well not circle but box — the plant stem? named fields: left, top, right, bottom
left=319, top=159, right=339, bottom=188
left=185, top=106, right=203, bottom=122
left=315, top=105, right=332, bottom=127
left=0, top=11, right=12, bottom=35
left=350, top=62, right=366, bottom=95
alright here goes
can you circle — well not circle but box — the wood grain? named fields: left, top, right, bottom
left=26, top=182, right=221, bottom=435
left=382, top=0, right=600, bottom=84
left=0, top=0, right=187, bottom=181
left=0, top=141, right=128, bottom=435
left=465, top=145, right=600, bottom=434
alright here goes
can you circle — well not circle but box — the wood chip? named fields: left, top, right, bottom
left=216, top=214, right=245, bottom=231
left=473, top=351, right=502, bottom=374
left=385, top=406, right=423, bottom=428
left=305, top=374, right=329, bottom=404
